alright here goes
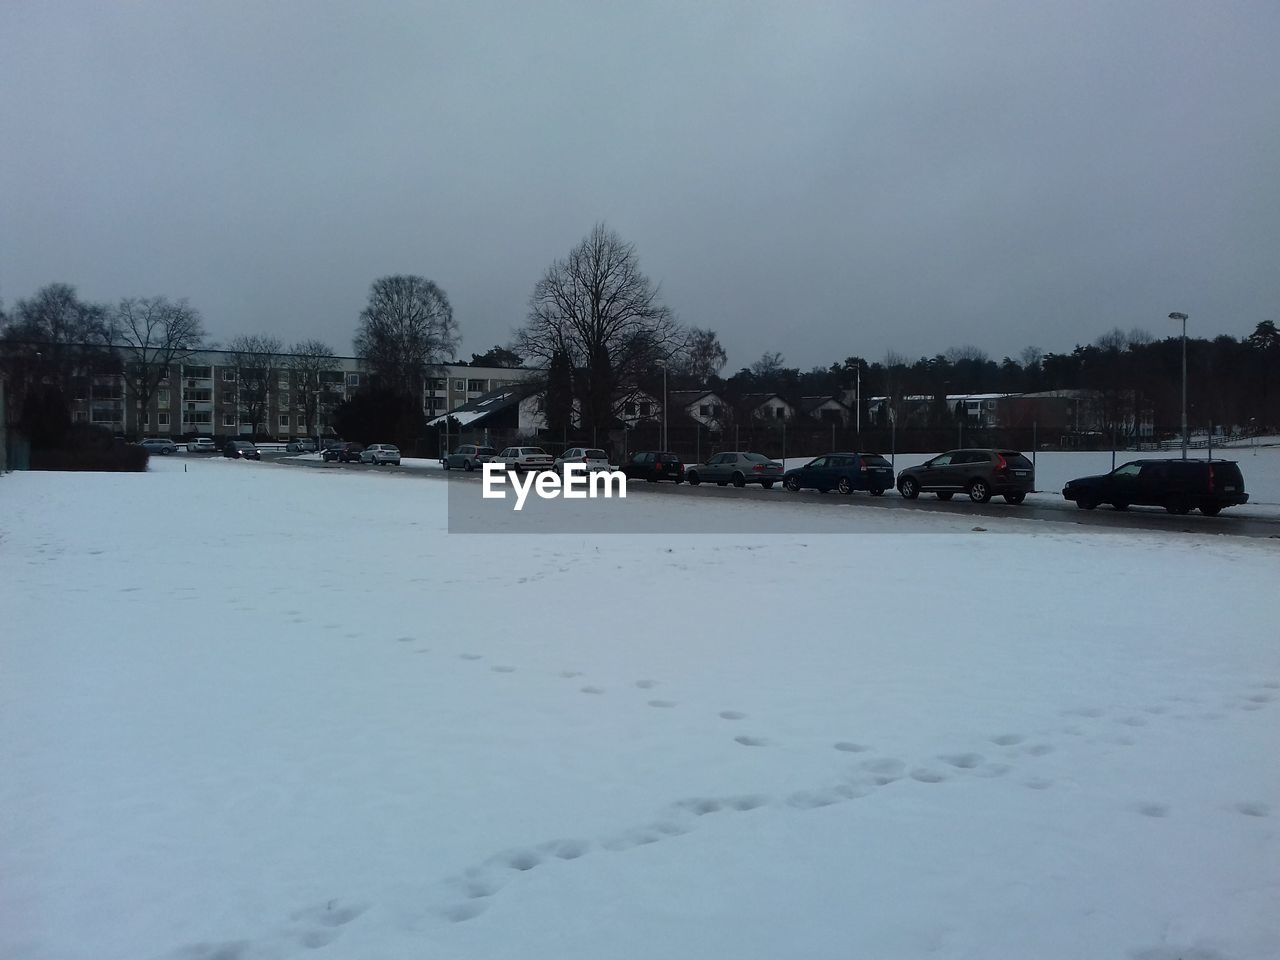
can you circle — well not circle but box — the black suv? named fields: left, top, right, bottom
left=1062, top=459, right=1248, bottom=516
left=621, top=451, right=685, bottom=483
left=896, top=449, right=1034, bottom=504
left=782, top=452, right=894, bottom=495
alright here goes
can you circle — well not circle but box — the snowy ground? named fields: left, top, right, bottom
left=2, top=459, right=1278, bottom=960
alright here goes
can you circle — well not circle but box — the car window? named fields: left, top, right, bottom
left=522, top=447, right=547, bottom=456
left=1140, top=463, right=1168, bottom=479
left=586, top=449, right=607, bottom=459
left=861, top=454, right=891, bottom=467
left=1000, top=452, right=1032, bottom=468
left=477, top=447, right=495, bottom=455
left=808, top=457, right=828, bottom=468
left=929, top=454, right=952, bottom=467
left=743, top=453, right=771, bottom=463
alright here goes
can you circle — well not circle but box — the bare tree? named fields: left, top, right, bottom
left=517, top=223, right=681, bottom=436
left=1019, top=345, right=1044, bottom=371
left=287, top=339, right=337, bottom=440
left=678, top=327, right=728, bottom=383
left=113, top=297, right=205, bottom=436
left=354, top=275, right=458, bottom=399
left=226, top=334, right=284, bottom=437
left=749, top=351, right=785, bottom=379
left=944, top=344, right=990, bottom=364
left=0, top=283, right=113, bottom=410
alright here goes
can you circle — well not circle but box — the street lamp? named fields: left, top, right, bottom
left=662, top=362, right=668, bottom=452
left=1169, top=312, right=1188, bottom=459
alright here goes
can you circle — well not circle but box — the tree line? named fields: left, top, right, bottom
left=4, top=223, right=1278, bottom=455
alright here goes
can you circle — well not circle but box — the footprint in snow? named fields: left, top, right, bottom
left=734, top=735, right=767, bottom=747
left=718, top=710, right=746, bottom=720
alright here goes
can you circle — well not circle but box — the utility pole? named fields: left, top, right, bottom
left=1170, top=312, right=1189, bottom=459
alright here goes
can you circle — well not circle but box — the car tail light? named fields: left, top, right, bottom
left=582, top=456, right=589, bottom=462
left=753, top=464, right=764, bottom=472
left=859, top=460, right=867, bottom=471
left=996, top=453, right=1008, bottom=472
left=656, top=462, right=663, bottom=470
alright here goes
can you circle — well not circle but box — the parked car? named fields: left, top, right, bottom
left=621, top=451, right=685, bottom=483
left=782, top=452, right=894, bottom=495
left=1062, top=458, right=1248, bottom=516
left=554, top=447, right=612, bottom=474
left=361, top=443, right=402, bottom=466
left=188, top=437, right=216, bottom=453
left=322, top=442, right=364, bottom=463
left=896, top=449, right=1033, bottom=504
left=442, top=444, right=497, bottom=471
left=138, top=438, right=179, bottom=455
left=495, top=446, right=555, bottom=472
left=286, top=439, right=317, bottom=453
left=685, top=451, right=784, bottom=488
left=223, top=440, right=261, bottom=461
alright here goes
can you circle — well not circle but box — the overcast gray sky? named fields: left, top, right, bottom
left=2, top=1, right=1277, bottom=369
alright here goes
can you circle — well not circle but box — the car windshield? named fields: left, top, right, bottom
left=1000, top=452, right=1032, bottom=468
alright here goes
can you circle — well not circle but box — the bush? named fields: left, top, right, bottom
left=30, top=423, right=150, bottom=472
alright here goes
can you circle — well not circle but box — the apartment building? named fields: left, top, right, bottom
left=62, top=349, right=539, bottom=439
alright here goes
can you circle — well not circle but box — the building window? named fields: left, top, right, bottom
left=639, top=403, right=652, bottom=417
left=624, top=402, right=637, bottom=416
left=277, top=392, right=289, bottom=407
left=467, top=379, right=486, bottom=392
left=699, top=404, right=710, bottom=416
left=279, top=373, right=290, bottom=388
left=158, top=389, right=170, bottom=408
left=73, top=411, right=88, bottom=423
left=141, top=411, right=149, bottom=426
left=346, top=373, right=360, bottom=387
left=158, top=412, right=170, bottom=426
left=279, top=414, right=290, bottom=428
left=185, top=366, right=213, bottom=380
left=453, top=379, right=465, bottom=390
left=429, top=378, right=447, bottom=391
left=775, top=407, right=785, bottom=419
left=297, top=415, right=307, bottom=428
left=222, top=413, right=236, bottom=427
left=183, top=411, right=213, bottom=425
left=222, top=369, right=236, bottom=382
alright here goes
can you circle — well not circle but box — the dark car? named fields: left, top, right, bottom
left=621, top=451, right=685, bottom=483
left=1062, top=458, right=1248, bottom=516
left=783, top=452, right=894, bottom=495
left=442, top=444, right=497, bottom=471
left=685, top=451, right=783, bottom=488
left=322, top=442, right=364, bottom=463
left=223, top=440, right=261, bottom=461
left=896, top=449, right=1034, bottom=504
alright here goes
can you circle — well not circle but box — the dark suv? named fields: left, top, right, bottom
left=621, top=451, right=685, bottom=483
left=896, top=449, right=1034, bottom=504
left=1062, top=459, right=1248, bottom=516
left=322, top=442, right=364, bottom=463
left=782, top=452, right=894, bottom=495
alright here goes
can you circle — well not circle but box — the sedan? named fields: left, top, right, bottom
left=554, top=447, right=612, bottom=474
left=223, top=440, right=261, bottom=460
left=495, top=446, right=555, bottom=472
left=783, top=452, right=894, bottom=495
left=685, top=451, right=783, bottom=488
left=138, top=438, right=179, bottom=455
left=361, top=444, right=402, bottom=466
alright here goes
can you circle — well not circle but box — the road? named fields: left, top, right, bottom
left=265, top=453, right=1280, bottom=540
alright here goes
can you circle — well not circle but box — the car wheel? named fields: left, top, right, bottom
left=687, top=471, right=700, bottom=486
left=1165, top=497, right=1191, bottom=516
left=967, top=479, right=992, bottom=503
left=731, top=472, right=745, bottom=488
left=463, top=460, right=473, bottom=471
left=761, top=481, right=775, bottom=490
left=784, top=476, right=801, bottom=492
left=1076, top=497, right=1098, bottom=510
left=1004, top=492, right=1025, bottom=505
left=443, top=460, right=451, bottom=469
left=837, top=477, right=852, bottom=495
left=161, top=448, right=172, bottom=455
left=899, top=476, right=920, bottom=499
left=1200, top=504, right=1222, bottom=517
left=936, top=491, right=954, bottom=501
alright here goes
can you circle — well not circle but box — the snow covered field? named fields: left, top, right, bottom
left=2, top=459, right=1278, bottom=960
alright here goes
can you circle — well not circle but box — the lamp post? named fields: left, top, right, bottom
left=662, top=363, right=668, bottom=452
left=1169, top=312, right=1188, bottom=459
